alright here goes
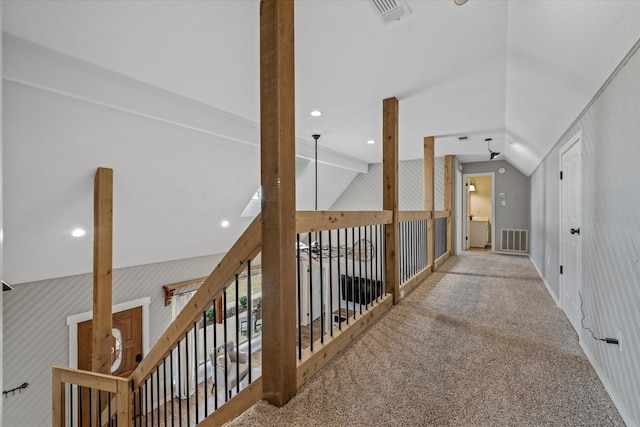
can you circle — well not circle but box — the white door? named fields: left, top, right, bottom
left=560, top=135, right=582, bottom=334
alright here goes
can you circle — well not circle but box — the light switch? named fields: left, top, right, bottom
left=502, top=200, right=506, bottom=206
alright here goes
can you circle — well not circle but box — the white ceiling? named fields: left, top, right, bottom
left=4, top=0, right=640, bottom=176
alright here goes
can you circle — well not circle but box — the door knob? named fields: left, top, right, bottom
left=570, top=228, right=580, bottom=235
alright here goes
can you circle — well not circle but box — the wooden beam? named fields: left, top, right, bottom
left=444, top=155, right=454, bottom=254
left=397, top=211, right=432, bottom=222
left=93, top=167, right=113, bottom=375
left=260, top=0, right=297, bottom=407
left=424, top=137, right=435, bottom=270
left=296, top=210, right=393, bottom=233
left=424, top=137, right=434, bottom=212
left=383, top=97, right=400, bottom=304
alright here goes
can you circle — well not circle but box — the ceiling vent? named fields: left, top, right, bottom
left=370, top=0, right=412, bottom=24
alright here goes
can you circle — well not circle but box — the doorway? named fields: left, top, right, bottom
left=560, top=133, right=582, bottom=334
left=67, top=297, right=150, bottom=426
left=77, top=307, right=143, bottom=425
left=456, top=169, right=463, bottom=254
left=461, top=172, right=495, bottom=251
left=77, top=306, right=143, bottom=376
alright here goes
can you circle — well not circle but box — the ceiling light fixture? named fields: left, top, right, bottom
left=310, top=110, right=322, bottom=117
left=72, top=228, right=86, bottom=237
left=486, top=138, right=500, bottom=160
left=221, top=220, right=230, bottom=228
left=454, top=0, right=468, bottom=5
left=367, top=139, right=375, bottom=145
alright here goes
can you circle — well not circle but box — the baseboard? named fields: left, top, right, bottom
left=581, top=343, right=638, bottom=427
left=529, top=256, right=561, bottom=307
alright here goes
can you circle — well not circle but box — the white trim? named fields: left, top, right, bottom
left=581, top=342, right=638, bottom=427
left=462, top=172, right=496, bottom=251
left=67, top=297, right=151, bottom=370
left=529, top=255, right=561, bottom=307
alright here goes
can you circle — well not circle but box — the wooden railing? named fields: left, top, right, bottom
left=52, top=208, right=452, bottom=426
left=131, top=214, right=262, bottom=388
left=52, top=366, right=130, bottom=427
left=52, top=215, right=262, bottom=427
left=294, top=211, right=394, bottom=387
left=398, top=211, right=432, bottom=295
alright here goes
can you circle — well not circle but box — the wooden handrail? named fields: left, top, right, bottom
left=434, top=210, right=450, bottom=218
left=52, top=366, right=130, bottom=427
left=296, top=210, right=392, bottom=233
left=130, top=214, right=262, bottom=387
left=55, top=366, right=128, bottom=393
left=398, top=210, right=432, bottom=221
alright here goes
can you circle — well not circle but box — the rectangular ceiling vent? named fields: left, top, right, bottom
left=370, top=0, right=412, bottom=24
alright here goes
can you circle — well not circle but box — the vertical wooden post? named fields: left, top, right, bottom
left=93, top=167, right=113, bottom=375
left=383, top=97, right=400, bottom=304
left=115, top=378, right=131, bottom=427
left=424, top=137, right=435, bottom=269
left=52, top=368, right=65, bottom=427
left=444, top=155, right=454, bottom=255
left=260, top=0, right=297, bottom=407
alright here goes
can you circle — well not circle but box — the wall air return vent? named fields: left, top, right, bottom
left=370, top=0, right=412, bottom=24
left=501, top=229, right=529, bottom=253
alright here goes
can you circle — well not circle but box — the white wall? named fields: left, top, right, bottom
left=530, top=41, right=640, bottom=427
left=3, top=35, right=366, bottom=285
left=1, top=3, right=4, bottom=423
left=1, top=33, right=365, bottom=426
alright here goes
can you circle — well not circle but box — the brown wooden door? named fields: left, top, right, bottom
left=78, top=306, right=143, bottom=423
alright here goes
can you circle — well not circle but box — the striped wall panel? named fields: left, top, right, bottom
left=331, top=157, right=445, bottom=211
left=2, top=253, right=224, bottom=426
left=530, top=42, right=640, bottom=427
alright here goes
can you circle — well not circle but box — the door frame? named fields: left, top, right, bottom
left=66, top=297, right=150, bottom=427
left=461, top=172, right=496, bottom=251
left=559, top=132, right=583, bottom=335
left=455, top=168, right=463, bottom=254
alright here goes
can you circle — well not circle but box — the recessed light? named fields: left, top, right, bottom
left=221, top=220, right=230, bottom=228
left=310, top=110, right=322, bottom=117
left=72, top=228, right=86, bottom=237
left=367, top=139, right=375, bottom=145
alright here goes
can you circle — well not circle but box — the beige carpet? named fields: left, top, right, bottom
left=227, top=252, right=624, bottom=426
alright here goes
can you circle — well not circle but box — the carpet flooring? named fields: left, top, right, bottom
left=226, top=252, right=624, bottom=426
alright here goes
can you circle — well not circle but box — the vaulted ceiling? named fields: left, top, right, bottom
left=3, top=1, right=640, bottom=284
left=5, top=0, right=640, bottom=176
